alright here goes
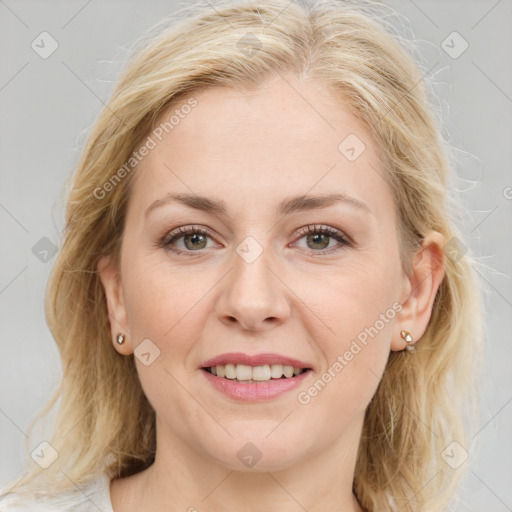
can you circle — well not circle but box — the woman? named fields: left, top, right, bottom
left=0, top=0, right=484, bottom=510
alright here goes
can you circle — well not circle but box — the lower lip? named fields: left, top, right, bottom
left=201, top=369, right=311, bottom=402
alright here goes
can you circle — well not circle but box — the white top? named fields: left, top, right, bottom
left=0, top=473, right=114, bottom=512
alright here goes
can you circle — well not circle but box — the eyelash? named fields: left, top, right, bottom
left=159, top=224, right=352, bottom=257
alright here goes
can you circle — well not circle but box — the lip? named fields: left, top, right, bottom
left=201, top=367, right=312, bottom=402
left=200, top=352, right=312, bottom=370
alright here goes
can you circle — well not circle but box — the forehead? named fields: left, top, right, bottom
left=128, top=74, right=392, bottom=220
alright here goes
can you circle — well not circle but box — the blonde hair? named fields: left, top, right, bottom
left=3, top=1, right=484, bottom=510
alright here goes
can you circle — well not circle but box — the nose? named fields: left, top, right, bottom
left=215, top=243, right=291, bottom=332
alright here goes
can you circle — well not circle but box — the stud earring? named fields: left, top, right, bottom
left=116, top=333, right=125, bottom=345
left=400, top=330, right=415, bottom=352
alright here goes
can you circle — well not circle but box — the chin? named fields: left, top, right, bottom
left=207, top=435, right=307, bottom=473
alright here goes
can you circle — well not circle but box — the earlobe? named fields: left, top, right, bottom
left=97, top=255, right=133, bottom=355
left=391, top=231, right=445, bottom=352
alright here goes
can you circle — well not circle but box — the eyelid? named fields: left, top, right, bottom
left=294, top=224, right=349, bottom=241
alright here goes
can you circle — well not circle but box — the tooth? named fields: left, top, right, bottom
left=253, top=365, right=271, bottom=381
left=225, top=364, right=236, bottom=379
left=236, top=364, right=253, bottom=381
left=283, top=365, right=294, bottom=378
left=212, top=363, right=303, bottom=380
left=270, top=364, right=284, bottom=379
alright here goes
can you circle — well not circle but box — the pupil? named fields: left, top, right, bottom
left=185, top=233, right=206, bottom=250
left=307, top=233, right=329, bottom=250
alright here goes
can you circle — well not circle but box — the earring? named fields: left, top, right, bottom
left=116, top=333, right=125, bottom=345
left=400, top=330, right=415, bottom=352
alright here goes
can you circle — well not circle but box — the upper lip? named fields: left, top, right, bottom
left=200, top=352, right=312, bottom=369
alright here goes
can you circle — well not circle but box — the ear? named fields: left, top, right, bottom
left=391, top=231, right=445, bottom=351
left=97, top=255, right=133, bottom=355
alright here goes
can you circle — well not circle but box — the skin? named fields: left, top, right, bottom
left=98, top=73, right=445, bottom=512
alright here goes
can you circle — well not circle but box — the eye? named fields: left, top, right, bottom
left=160, top=225, right=217, bottom=255
left=293, top=225, right=351, bottom=254
left=159, top=224, right=351, bottom=257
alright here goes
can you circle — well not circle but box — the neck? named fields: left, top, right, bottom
left=115, top=414, right=365, bottom=512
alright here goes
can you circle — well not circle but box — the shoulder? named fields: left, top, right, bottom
left=0, top=473, right=113, bottom=512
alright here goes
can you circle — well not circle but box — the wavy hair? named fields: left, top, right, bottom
left=2, top=1, right=484, bottom=510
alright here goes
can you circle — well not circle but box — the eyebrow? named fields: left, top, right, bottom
left=144, top=191, right=372, bottom=218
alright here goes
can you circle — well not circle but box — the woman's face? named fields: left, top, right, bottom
left=100, top=74, right=419, bottom=472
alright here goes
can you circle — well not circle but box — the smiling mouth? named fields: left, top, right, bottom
left=203, top=364, right=312, bottom=383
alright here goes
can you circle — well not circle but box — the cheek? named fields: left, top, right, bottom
left=296, top=252, right=401, bottom=346
left=123, top=256, right=213, bottom=343
left=294, top=254, right=401, bottom=409
left=121, top=258, right=214, bottom=418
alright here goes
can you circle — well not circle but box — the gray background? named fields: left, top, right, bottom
left=1, top=1, right=511, bottom=510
